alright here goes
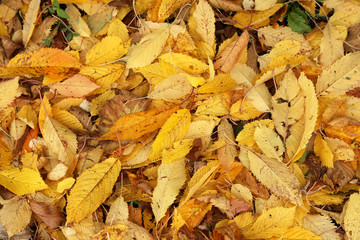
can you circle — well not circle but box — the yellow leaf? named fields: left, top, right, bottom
left=325, top=137, right=355, bottom=161
left=316, top=52, right=360, bottom=98
left=49, top=74, right=100, bottom=97
left=236, top=119, right=274, bottom=147
left=180, top=160, right=219, bottom=205
left=56, top=177, right=75, bottom=193
left=42, top=117, right=78, bottom=167
left=268, top=40, right=302, bottom=59
left=314, top=133, right=334, bottom=167
left=106, top=196, right=129, bottom=224
left=66, top=4, right=91, bottom=37
left=193, top=0, right=216, bottom=47
left=153, top=0, right=188, bottom=22
left=66, top=157, right=121, bottom=223
left=198, top=73, right=236, bottom=94
left=148, top=73, right=193, bottom=101
left=126, top=27, right=170, bottom=68
left=233, top=4, right=283, bottom=29
left=0, top=48, right=82, bottom=79
left=92, top=224, right=128, bottom=240
left=319, top=23, right=345, bottom=68
left=286, top=73, right=318, bottom=161
left=273, top=226, right=321, bottom=240
left=343, top=192, right=360, bottom=239
left=162, top=139, right=194, bottom=164
left=217, top=119, right=237, bottom=170
left=230, top=63, right=271, bottom=112
left=16, top=104, right=37, bottom=129
left=52, top=97, right=84, bottom=111
left=0, top=138, right=12, bottom=167
left=90, top=90, right=116, bottom=116
left=0, top=197, right=32, bottom=237
left=52, top=107, right=86, bottom=132
left=253, top=0, right=277, bottom=11
left=302, top=214, right=341, bottom=240
left=0, top=167, right=48, bottom=195
left=135, top=60, right=178, bottom=86
left=159, top=53, right=208, bottom=75
left=271, top=70, right=304, bottom=139
left=0, top=21, right=9, bottom=37
left=254, top=125, right=284, bottom=161
left=244, top=207, right=296, bottom=239
left=149, top=109, right=191, bottom=160
left=108, top=18, right=129, bottom=42
left=246, top=149, right=303, bottom=206
left=86, top=37, right=130, bottom=65
left=214, top=30, right=249, bottom=73
left=195, top=93, right=230, bottom=116
left=230, top=98, right=263, bottom=120
left=152, top=158, right=186, bottom=221
left=122, top=142, right=154, bottom=168
left=231, top=184, right=253, bottom=205
left=9, top=119, right=27, bottom=141
left=0, top=77, right=18, bottom=109
left=99, top=105, right=179, bottom=141
left=22, top=0, right=40, bottom=46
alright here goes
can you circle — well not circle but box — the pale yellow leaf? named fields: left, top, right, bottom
left=49, top=74, right=100, bottom=97
left=162, top=139, right=194, bottom=164
left=66, top=157, right=121, bottom=223
left=231, top=184, right=253, bottom=205
left=286, top=73, right=318, bottom=161
left=66, top=4, right=91, bottom=38
left=106, top=196, right=129, bottom=224
left=149, top=109, right=191, bottom=160
left=217, top=119, right=237, bottom=170
left=254, top=125, right=284, bottom=161
left=314, top=133, right=334, bottom=167
left=159, top=53, right=208, bottom=75
left=126, top=27, right=170, bottom=68
left=244, top=207, right=296, bottom=239
left=214, top=30, right=249, bottom=73
left=42, top=117, right=77, bottom=167
left=108, top=19, right=129, bottom=42
left=246, top=150, right=303, bottom=206
left=254, top=0, right=277, bottom=11
left=152, top=158, right=186, bottom=221
left=345, top=97, right=360, bottom=121
left=180, top=160, right=219, bottom=205
left=319, top=23, right=345, bottom=68
left=302, top=214, right=341, bottom=240
left=16, top=104, right=37, bottom=129
left=122, top=142, right=153, bottom=168
left=0, top=77, right=18, bottom=109
left=0, top=197, right=32, bottom=237
left=86, top=36, right=130, bottom=65
left=193, top=0, right=216, bottom=47
left=230, top=63, right=271, bottom=112
left=198, top=73, right=236, bottom=94
left=185, top=115, right=219, bottom=139
left=9, top=119, right=27, bottom=141
left=236, top=119, right=274, bottom=147
left=324, top=137, right=355, bottom=161
left=148, top=73, right=193, bottom=101
left=258, top=26, right=312, bottom=51
left=0, top=167, right=48, bottom=195
left=343, top=192, right=360, bottom=240
left=316, top=51, right=360, bottom=97
left=271, top=70, right=304, bottom=139
left=22, top=0, right=40, bottom=46
left=47, top=163, right=68, bottom=181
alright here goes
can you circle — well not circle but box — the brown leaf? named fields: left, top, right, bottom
left=326, top=161, right=355, bottom=191
left=1, top=37, right=21, bottom=59
left=236, top=167, right=270, bottom=199
left=30, top=201, right=65, bottom=229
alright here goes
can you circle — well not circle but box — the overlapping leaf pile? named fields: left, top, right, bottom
left=1, top=0, right=360, bottom=239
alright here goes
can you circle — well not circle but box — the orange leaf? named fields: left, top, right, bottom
left=0, top=48, right=82, bottom=79
left=49, top=74, right=100, bottom=97
left=98, top=105, right=180, bottom=141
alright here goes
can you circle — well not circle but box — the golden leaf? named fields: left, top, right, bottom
left=0, top=48, right=82, bottom=79
left=0, top=77, right=18, bottom=110
left=245, top=149, right=303, bottom=206
left=152, top=158, right=186, bottom=221
left=236, top=119, right=274, bottom=147
left=243, top=207, right=296, bottom=239
left=66, top=157, right=121, bottom=223
left=126, top=27, right=170, bottom=68
left=108, top=19, right=129, bottom=42
left=254, top=125, right=284, bottom=161
left=198, top=73, right=237, bottom=94
left=152, top=0, right=188, bottom=22
left=159, top=53, right=208, bottom=75
left=343, top=192, right=360, bottom=239
left=217, top=119, right=237, bottom=170
left=314, top=133, right=334, bottom=167
left=99, top=105, right=179, bottom=141
left=272, top=226, right=321, bottom=240
left=52, top=107, right=86, bottom=132
left=325, top=137, right=355, bottom=161
left=0, top=138, right=13, bottom=167
left=86, top=37, right=130, bottom=65
left=193, top=0, right=216, bottom=47
left=0, top=167, right=48, bottom=195
left=149, top=109, right=191, bottom=160
left=162, top=139, right=194, bottom=164
left=0, top=197, right=32, bottom=237
left=22, top=0, right=40, bottom=46
left=16, top=104, right=37, bottom=129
